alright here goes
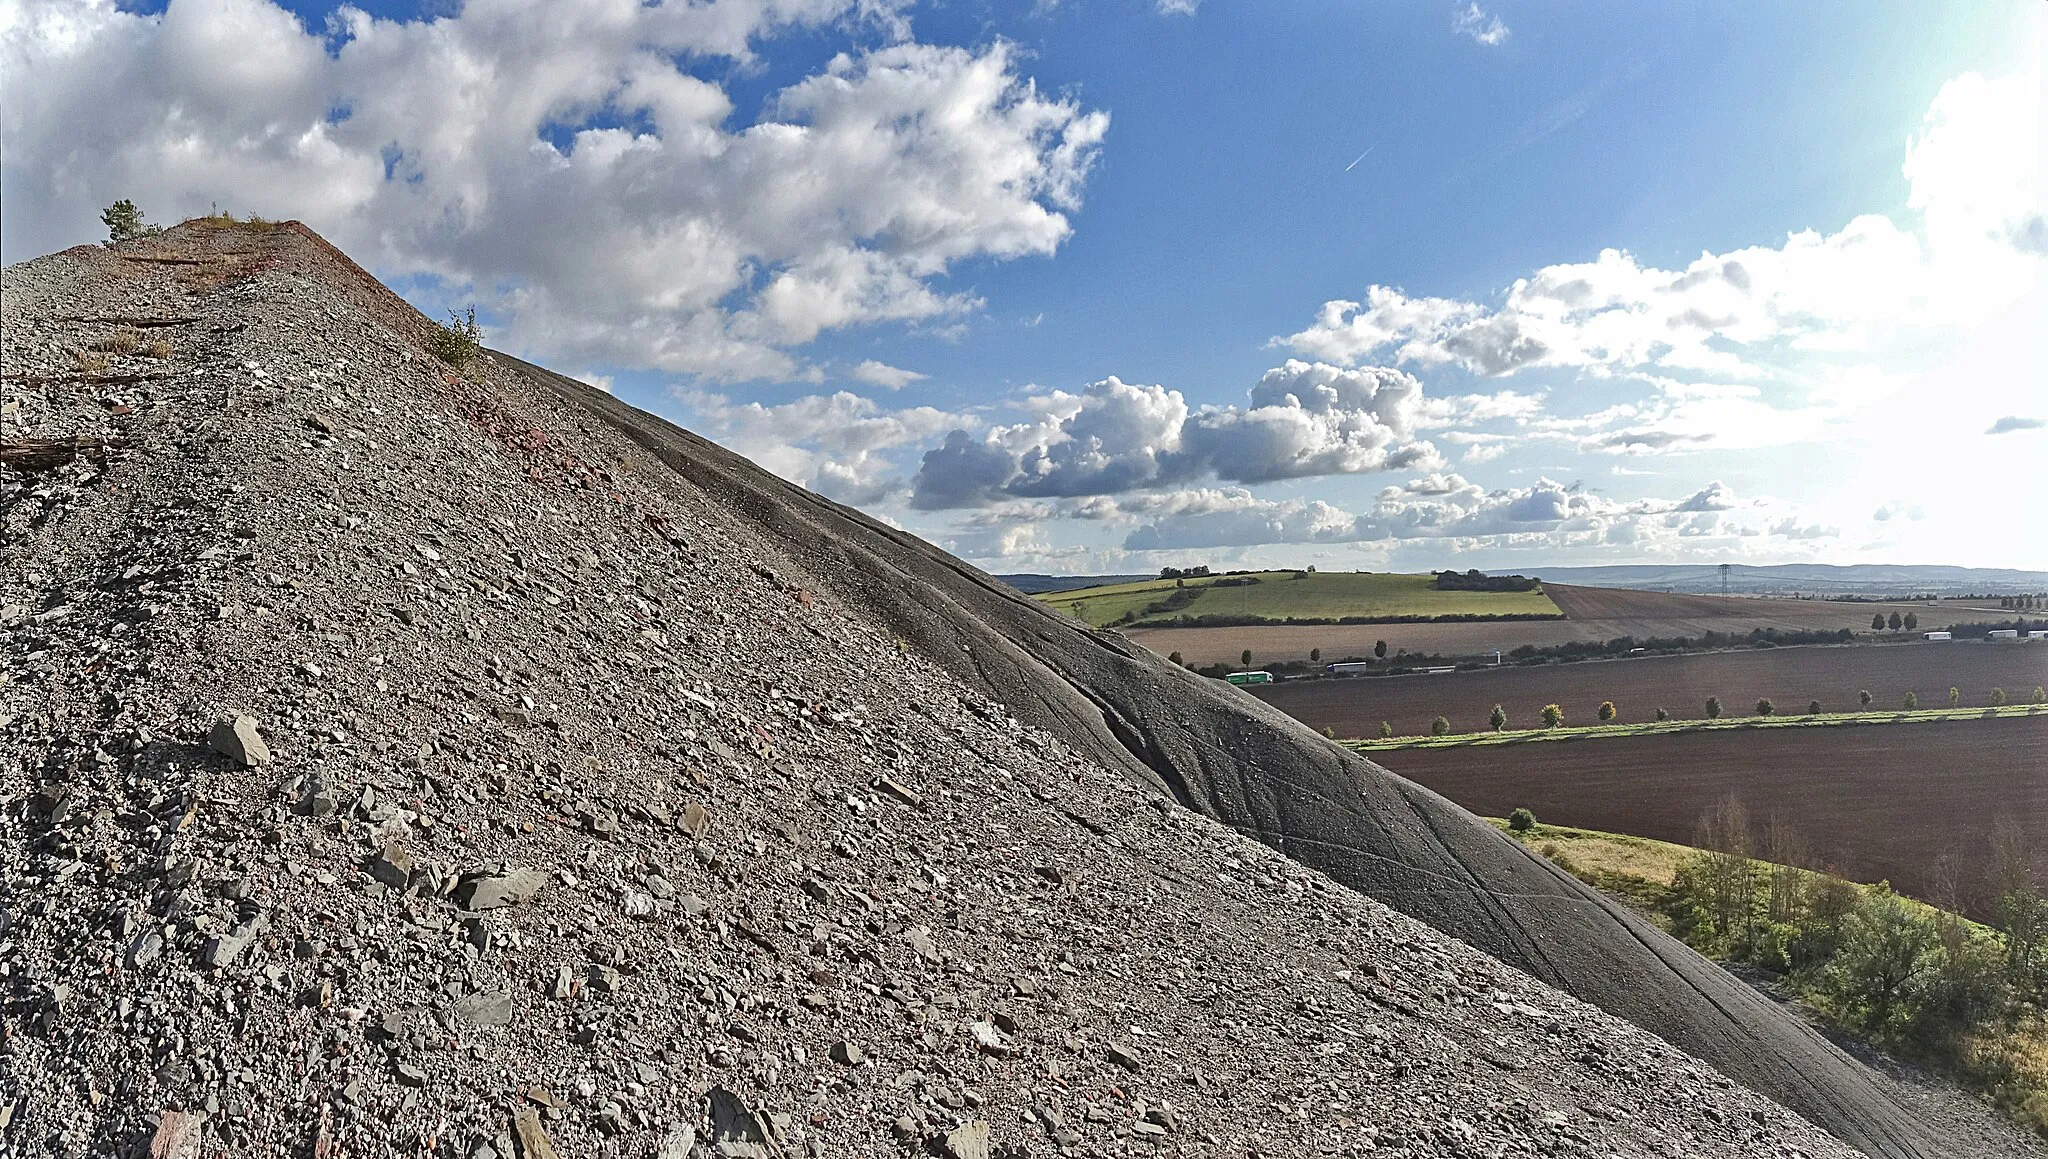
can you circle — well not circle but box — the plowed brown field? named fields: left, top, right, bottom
left=1127, top=584, right=2013, bottom=665
left=1249, top=640, right=2048, bottom=736
left=1371, top=715, right=2048, bottom=911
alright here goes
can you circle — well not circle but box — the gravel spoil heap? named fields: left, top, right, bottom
left=0, top=222, right=1970, bottom=1158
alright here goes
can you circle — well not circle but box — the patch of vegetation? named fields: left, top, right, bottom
left=90, top=327, right=144, bottom=355
left=100, top=199, right=162, bottom=244
left=1491, top=810, right=2048, bottom=1137
left=429, top=306, right=484, bottom=369
left=1504, top=625, right=1856, bottom=668
left=1432, top=568, right=1541, bottom=593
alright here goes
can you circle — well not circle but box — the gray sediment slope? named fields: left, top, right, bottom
left=0, top=221, right=2029, bottom=1157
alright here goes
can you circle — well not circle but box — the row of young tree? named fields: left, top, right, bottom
left=1669, top=799, right=2046, bottom=1131
left=1369, top=684, right=2044, bottom=737
left=1392, top=688, right=2048, bottom=741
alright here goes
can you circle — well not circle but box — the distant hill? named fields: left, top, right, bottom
left=1531, top=563, right=2048, bottom=597
left=996, top=572, right=1153, bottom=593
left=1007, top=564, right=2048, bottom=599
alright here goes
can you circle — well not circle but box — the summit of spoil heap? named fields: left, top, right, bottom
left=0, top=221, right=2020, bottom=1157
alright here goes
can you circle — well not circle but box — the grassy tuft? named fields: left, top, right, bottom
left=90, top=327, right=144, bottom=355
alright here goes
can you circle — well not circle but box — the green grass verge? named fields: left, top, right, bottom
left=1033, top=570, right=1561, bottom=628
left=1343, top=703, right=2048, bottom=749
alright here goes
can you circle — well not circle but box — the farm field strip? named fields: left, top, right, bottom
left=1370, top=714, right=2048, bottom=912
left=1343, top=703, right=2047, bottom=749
left=1035, top=569, right=1560, bottom=628
left=1130, top=582, right=2013, bottom=665
left=1249, top=640, right=2048, bottom=738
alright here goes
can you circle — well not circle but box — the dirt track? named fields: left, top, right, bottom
left=1373, top=715, right=2048, bottom=913
left=1250, top=641, right=2048, bottom=736
left=1127, top=583, right=2015, bottom=665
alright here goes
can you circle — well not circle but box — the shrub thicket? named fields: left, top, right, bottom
left=1644, top=806, right=2048, bottom=1135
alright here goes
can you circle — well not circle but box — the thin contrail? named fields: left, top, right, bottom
left=1343, top=145, right=1374, bottom=172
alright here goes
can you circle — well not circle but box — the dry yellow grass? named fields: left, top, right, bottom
left=90, top=327, right=144, bottom=354
left=1506, top=822, right=1691, bottom=883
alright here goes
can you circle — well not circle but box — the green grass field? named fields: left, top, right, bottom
left=1034, top=570, right=1562, bottom=628
left=1342, top=702, right=2047, bottom=748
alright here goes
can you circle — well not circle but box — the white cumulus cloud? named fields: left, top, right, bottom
left=1271, top=65, right=2044, bottom=462
left=907, top=360, right=1447, bottom=508
left=0, top=0, right=1109, bottom=382
left=680, top=388, right=966, bottom=505
left=849, top=360, right=930, bottom=389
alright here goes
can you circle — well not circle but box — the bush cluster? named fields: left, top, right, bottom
left=1431, top=568, right=1541, bottom=593
left=1657, top=803, right=2048, bottom=1136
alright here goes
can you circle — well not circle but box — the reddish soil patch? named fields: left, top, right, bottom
left=1372, top=715, right=2048, bottom=913
left=1126, top=584, right=2013, bottom=666
left=1249, top=641, right=2048, bottom=737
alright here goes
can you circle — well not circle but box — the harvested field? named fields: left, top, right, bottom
left=1128, top=582, right=2010, bottom=665
left=1250, top=640, right=2048, bottom=737
left=1035, top=569, right=1559, bottom=628
left=1372, top=714, right=2048, bottom=913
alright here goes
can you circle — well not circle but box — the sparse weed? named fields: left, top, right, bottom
left=69, top=349, right=110, bottom=374
left=91, top=327, right=144, bottom=355
left=429, top=306, right=484, bottom=368
left=139, top=338, right=175, bottom=360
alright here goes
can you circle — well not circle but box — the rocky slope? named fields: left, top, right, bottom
left=0, top=221, right=2024, bottom=1158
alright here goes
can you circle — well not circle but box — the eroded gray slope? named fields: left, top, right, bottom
left=2, top=221, right=1893, bottom=1158
left=500, top=355, right=1960, bottom=1159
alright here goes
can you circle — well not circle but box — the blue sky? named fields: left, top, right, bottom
left=6, top=0, right=2043, bottom=571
